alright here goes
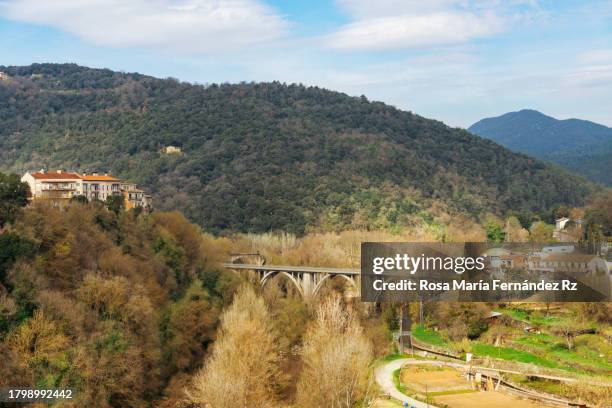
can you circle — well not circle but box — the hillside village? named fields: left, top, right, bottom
left=486, top=244, right=611, bottom=295
left=21, top=170, right=152, bottom=210
left=486, top=213, right=612, bottom=280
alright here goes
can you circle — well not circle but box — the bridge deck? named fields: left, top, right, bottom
left=222, top=263, right=360, bottom=275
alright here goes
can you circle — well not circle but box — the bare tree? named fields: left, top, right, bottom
left=186, top=285, right=281, bottom=408
left=295, top=296, right=373, bottom=408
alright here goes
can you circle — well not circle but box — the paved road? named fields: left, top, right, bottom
left=374, top=359, right=438, bottom=408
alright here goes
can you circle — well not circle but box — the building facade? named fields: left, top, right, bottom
left=81, top=173, right=122, bottom=201
left=21, top=170, right=151, bottom=210
left=21, top=171, right=83, bottom=200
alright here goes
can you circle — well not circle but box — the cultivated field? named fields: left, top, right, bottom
left=400, top=364, right=551, bottom=408
left=434, top=391, right=543, bottom=408
left=400, top=365, right=469, bottom=392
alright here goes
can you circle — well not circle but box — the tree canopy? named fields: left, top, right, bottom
left=0, top=63, right=596, bottom=233
left=0, top=172, right=29, bottom=228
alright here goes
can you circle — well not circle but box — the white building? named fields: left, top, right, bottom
left=80, top=173, right=121, bottom=201
left=542, top=245, right=575, bottom=254
left=530, top=253, right=608, bottom=275
left=21, top=170, right=151, bottom=209
left=21, top=170, right=83, bottom=200
left=555, top=217, right=570, bottom=231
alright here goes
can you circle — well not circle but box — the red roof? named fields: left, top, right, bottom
left=30, top=171, right=81, bottom=180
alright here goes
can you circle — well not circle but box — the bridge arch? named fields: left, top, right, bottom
left=312, top=273, right=358, bottom=299
left=261, top=271, right=304, bottom=297
left=223, top=262, right=360, bottom=301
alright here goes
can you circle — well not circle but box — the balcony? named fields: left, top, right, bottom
left=41, top=184, right=76, bottom=191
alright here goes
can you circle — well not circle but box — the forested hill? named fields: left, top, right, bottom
left=0, top=63, right=595, bottom=233
left=469, top=109, right=612, bottom=185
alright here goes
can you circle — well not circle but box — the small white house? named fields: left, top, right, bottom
left=163, top=146, right=182, bottom=154
left=555, top=217, right=570, bottom=231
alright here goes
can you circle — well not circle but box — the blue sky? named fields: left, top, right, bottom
left=1, top=0, right=612, bottom=127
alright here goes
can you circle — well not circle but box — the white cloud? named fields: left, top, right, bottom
left=328, top=0, right=534, bottom=50
left=328, top=12, right=502, bottom=50
left=577, top=49, right=612, bottom=64
left=0, top=0, right=289, bottom=53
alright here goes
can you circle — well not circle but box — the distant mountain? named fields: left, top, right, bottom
left=469, top=109, right=612, bottom=185
left=0, top=64, right=596, bottom=233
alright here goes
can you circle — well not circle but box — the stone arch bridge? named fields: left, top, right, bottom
left=223, top=254, right=359, bottom=300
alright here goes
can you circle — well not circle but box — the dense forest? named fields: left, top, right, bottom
left=0, top=63, right=596, bottom=233
left=1, top=174, right=610, bottom=407
left=469, top=109, right=612, bottom=185
left=0, top=176, right=382, bottom=407
left=0, top=200, right=237, bottom=406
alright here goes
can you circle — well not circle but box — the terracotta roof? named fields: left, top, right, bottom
left=543, top=253, right=598, bottom=262
left=81, top=175, right=120, bottom=181
left=30, top=171, right=81, bottom=180
left=500, top=254, right=526, bottom=261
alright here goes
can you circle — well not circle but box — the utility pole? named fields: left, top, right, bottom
left=399, top=303, right=412, bottom=354
left=398, top=303, right=404, bottom=353
left=419, top=299, right=423, bottom=325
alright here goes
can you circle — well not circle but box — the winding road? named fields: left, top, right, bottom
left=374, top=358, right=438, bottom=408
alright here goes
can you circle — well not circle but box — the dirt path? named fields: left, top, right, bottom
left=374, top=358, right=562, bottom=408
left=374, top=359, right=438, bottom=408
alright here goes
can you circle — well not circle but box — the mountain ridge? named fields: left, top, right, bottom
left=469, top=109, right=612, bottom=185
left=0, top=64, right=596, bottom=233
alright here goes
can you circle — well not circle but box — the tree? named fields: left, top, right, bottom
left=572, top=302, right=612, bottom=324
left=186, top=286, right=281, bottom=408
left=382, top=303, right=399, bottom=332
left=0, top=172, right=29, bottom=228
left=163, top=280, right=220, bottom=373
left=430, top=302, right=489, bottom=341
left=486, top=222, right=506, bottom=243
left=553, top=205, right=570, bottom=219
left=105, top=195, right=125, bottom=215
left=507, top=210, right=536, bottom=230
left=7, top=309, right=68, bottom=376
left=584, top=190, right=612, bottom=239
left=70, top=195, right=88, bottom=204
left=529, top=221, right=554, bottom=243
left=0, top=232, right=35, bottom=286
left=295, top=296, right=373, bottom=408
left=504, top=216, right=529, bottom=242
left=551, top=320, right=591, bottom=350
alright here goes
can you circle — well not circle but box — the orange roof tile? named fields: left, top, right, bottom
left=81, top=175, right=120, bottom=181
left=30, top=171, right=81, bottom=180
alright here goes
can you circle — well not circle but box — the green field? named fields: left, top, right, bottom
left=471, top=342, right=560, bottom=368
left=500, top=308, right=562, bottom=326
left=411, top=325, right=448, bottom=347
left=409, top=308, right=611, bottom=376
left=514, top=333, right=612, bottom=372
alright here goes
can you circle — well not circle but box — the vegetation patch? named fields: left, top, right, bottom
left=412, top=325, right=448, bottom=347
left=471, top=342, right=559, bottom=368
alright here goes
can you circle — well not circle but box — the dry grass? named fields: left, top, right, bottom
left=233, top=226, right=487, bottom=268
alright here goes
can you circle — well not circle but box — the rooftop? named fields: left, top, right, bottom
left=81, top=174, right=120, bottom=181
left=27, top=171, right=121, bottom=182
left=30, top=171, right=81, bottom=180
left=543, top=253, right=599, bottom=262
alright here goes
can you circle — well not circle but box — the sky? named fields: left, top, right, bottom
left=1, top=0, right=612, bottom=128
